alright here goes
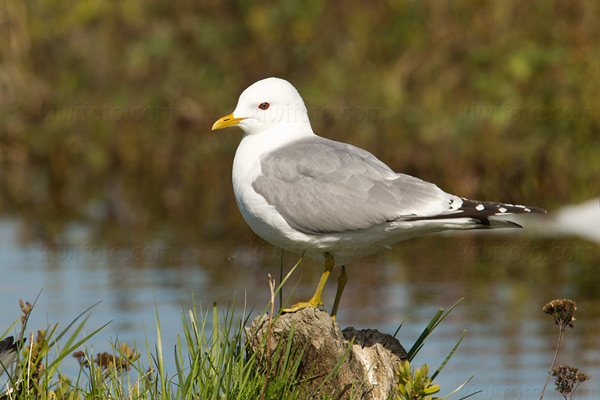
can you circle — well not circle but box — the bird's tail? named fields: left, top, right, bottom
left=404, top=198, right=546, bottom=229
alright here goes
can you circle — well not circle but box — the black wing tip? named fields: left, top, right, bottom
left=460, top=198, right=547, bottom=216
left=398, top=198, right=544, bottom=227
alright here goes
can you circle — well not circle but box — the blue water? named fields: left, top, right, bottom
left=1, top=219, right=599, bottom=399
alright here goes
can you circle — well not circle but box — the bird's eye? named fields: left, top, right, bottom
left=258, top=102, right=270, bottom=110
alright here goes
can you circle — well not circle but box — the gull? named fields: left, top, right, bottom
left=212, top=77, right=546, bottom=319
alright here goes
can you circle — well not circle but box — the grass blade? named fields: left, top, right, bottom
left=407, top=298, right=463, bottom=361
left=431, top=329, right=466, bottom=381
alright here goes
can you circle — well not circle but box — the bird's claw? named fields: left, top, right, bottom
left=282, top=299, right=323, bottom=313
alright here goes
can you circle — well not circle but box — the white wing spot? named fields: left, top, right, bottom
left=475, top=204, right=485, bottom=211
left=524, top=208, right=531, bottom=212
left=450, top=197, right=465, bottom=212
left=498, top=207, right=507, bottom=213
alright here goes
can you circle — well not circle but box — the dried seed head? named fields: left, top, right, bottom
left=543, top=299, right=576, bottom=329
left=72, top=343, right=141, bottom=374
left=552, top=365, right=590, bottom=396
left=19, top=300, right=32, bottom=324
left=72, top=351, right=89, bottom=367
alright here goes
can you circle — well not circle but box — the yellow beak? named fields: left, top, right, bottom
left=211, top=113, right=246, bottom=130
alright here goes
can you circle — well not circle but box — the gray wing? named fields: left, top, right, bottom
left=252, top=136, right=454, bottom=234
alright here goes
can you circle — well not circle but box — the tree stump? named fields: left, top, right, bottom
left=246, top=308, right=408, bottom=400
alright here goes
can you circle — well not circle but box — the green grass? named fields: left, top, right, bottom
left=2, top=298, right=319, bottom=400
left=1, top=291, right=473, bottom=400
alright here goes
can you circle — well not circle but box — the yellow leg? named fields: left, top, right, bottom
left=331, top=265, right=347, bottom=321
left=283, top=253, right=334, bottom=313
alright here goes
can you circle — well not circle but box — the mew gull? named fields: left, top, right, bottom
left=212, top=77, right=546, bottom=318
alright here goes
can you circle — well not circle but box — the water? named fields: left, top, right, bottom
left=1, top=215, right=599, bottom=399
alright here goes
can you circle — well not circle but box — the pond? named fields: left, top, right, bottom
left=1, top=205, right=599, bottom=399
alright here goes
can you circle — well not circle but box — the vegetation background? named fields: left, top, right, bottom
left=1, top=0, right=598, bottom=246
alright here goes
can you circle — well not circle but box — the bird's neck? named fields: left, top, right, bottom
left=232, top=122, right=315, bottom=190
left=242, top=121, right=315, bottom=156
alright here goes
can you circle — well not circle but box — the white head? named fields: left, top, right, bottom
left=212, top=77, right=312, bottom=136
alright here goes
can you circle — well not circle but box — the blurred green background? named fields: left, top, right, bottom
left=1, top=0, right=598, bottom=246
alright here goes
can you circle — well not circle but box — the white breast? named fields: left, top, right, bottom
left=231, top=125, right=317, bottom=252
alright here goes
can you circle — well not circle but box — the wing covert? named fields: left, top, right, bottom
left=252, top=137, right=452, bottom=234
